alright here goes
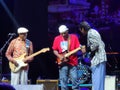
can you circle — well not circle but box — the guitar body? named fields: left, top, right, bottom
left=9, top=53, right=28, bottom=73
left=56, top=47, right=81, bottom=65
left=57, top=53, right=69, bottom=65
left=57, top=58, right=62, bottom=65
left=9, top=48, right=50, bottom=73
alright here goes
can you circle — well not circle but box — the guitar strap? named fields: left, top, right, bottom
left=26, top=39, right=30, bottom=54
left=67, top=35, right=70, bottom=53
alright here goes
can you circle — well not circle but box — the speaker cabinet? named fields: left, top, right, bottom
left=2, top=80, right=10, bottom=83
left=105, top=75, right=116, bottom=90
left=37, top=79, right=58, bottom=90
left=13, top=85, right=44, bottom=90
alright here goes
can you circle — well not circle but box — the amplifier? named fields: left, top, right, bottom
left=13, top=85, right=44, bottom=90
left=105, top=75, right=116, bottom=90
left=36, top=79, right=58, bottom=90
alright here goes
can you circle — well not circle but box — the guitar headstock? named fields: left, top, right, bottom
left=41, top=48, right=50, bottom=53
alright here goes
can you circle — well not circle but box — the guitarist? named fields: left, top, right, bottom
left=79, top=21, right=107, bottom=90
left=52, top=25, right=83, bottom=90
left=6, top=27, right=33, bottom=85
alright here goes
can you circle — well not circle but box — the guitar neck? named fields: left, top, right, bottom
left=26, top=48, right=49, bottom=59
left=27, top=51, right=43, bottom=59
left=64, top=47, right=81, bottom=57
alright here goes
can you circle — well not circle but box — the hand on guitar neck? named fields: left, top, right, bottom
left=22, top=54, right=33, bottom=63
left=58, top=54, right=69, bottom=64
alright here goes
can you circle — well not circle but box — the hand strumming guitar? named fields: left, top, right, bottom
left=12, top=60, right=18, bottom=67
left=58, top=54, right=68, bottom=63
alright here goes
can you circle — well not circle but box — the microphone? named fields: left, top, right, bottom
left=8, top=33, right=16, bottom=36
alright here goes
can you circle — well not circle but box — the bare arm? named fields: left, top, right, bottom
left=24, top=41, right=34, bottom=63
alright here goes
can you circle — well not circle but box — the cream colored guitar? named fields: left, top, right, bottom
left=9, top=48, right=50, bottom=73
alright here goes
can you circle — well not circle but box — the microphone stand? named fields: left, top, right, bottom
left=108, top=44, right=118, bottom=69
left=0, top=35, right=15, bottom=81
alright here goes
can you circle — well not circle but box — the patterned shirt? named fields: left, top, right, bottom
left=6, top=37, right=33, bottom=63
left=87, top=29, right=107, bottom=67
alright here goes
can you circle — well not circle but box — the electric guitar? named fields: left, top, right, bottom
left=57, top=47, right=82, bottom=65
left=9, top=48, right=50, bottom=73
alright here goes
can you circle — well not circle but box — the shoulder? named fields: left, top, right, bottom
left=89, top=29, right=98, bottom=33
left=88, top=29, right=101, bottom=39
left=10, top=38, right=17, bottom=44
left=54, top=35, right=62, bottom=40
left=26, top=39, right=32, bottom=44
left=70, top=34, right=78, bottom=38
left=88, top=29, right=100, bottom=35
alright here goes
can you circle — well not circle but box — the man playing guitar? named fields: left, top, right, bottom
left=6, top=27, right=33, bottom=85
left=52, top=25, right=84, bottom=90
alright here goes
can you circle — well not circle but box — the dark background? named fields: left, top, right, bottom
left=0, top=0, right=58, bottom=82
left=0, top=0, right=120, bottom=83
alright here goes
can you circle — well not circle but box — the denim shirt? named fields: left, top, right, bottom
left=87, top=29, right=107, bottom=67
